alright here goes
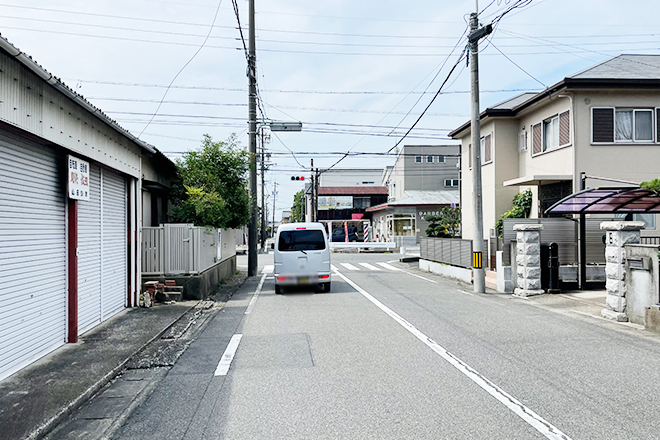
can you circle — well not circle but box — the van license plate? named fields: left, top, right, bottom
left=298, top=277, right=310, bottom=284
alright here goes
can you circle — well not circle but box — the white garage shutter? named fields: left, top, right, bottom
left=101, top=170, right=127, bottom=320
left=0, top=136, right=66, bottom=382
left=77, top=165, right=102, bottom=335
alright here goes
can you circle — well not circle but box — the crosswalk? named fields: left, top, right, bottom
left=263, top=262, right=403, bottom=274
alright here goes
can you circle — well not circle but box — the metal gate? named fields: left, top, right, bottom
left=101, top=169, right=127, bottom=320
left=0, top=136, right=67, bottom=382
left=77, top=165, right=102, bottom=335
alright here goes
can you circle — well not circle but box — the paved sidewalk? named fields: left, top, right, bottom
left=0, top=302, right=196, bottom=440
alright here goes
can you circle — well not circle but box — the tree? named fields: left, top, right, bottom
left=170, top=134, right=250, bottom=229
left=494, top=189, right=533, bottom=237
left=425, top=207, right=461, bottom=238
left=291, top=189, right=305, bottom=222
left=641, top=178, right=660, bottom=194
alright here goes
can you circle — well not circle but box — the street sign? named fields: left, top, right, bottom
left=269, top=121, right=302, bottom=132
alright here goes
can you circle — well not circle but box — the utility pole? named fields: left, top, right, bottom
left=315, top=168, right=320, bottom=223
left=310, top=159, right=315, bottom=222
left=247, top=0, right=258, bottom=277
left=272, top=182, right=278, bottom=238
left=468, top=1, right=491, bottom=293
left=260, top=129, right=266, bottom=251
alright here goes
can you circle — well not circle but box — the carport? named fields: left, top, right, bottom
left=546, top=185, right=660, bottom=289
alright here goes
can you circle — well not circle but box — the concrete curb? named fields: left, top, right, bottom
left=27, top=303, right=199, bottom=440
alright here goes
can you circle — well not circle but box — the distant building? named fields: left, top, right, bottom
left=281, top=210, right=292, bottom=224
left=368, top=145, right=460, bottom=245
left=316, top=186, right=389, bottom=222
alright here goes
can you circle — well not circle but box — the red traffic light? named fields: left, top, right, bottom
left=291, top=176, right=305, bottom=181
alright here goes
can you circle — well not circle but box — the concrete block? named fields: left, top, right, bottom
left=606, top=294, right=627, bottom=312
left=523, top=231, right=540, bottom=244
left=600, top=221, right=645, bottom=231
left=526, top=278, right=541, bottom=290
left=605, top=263, right=625, bottom=281
left=516, top=231, right=526, bottom=243
left=513, top=224, right=544, bottom=231
left=517, top=243, right=524, bottom=255
left=606, top=278, right=625, bottom=296
left=525, top=243, right=540, bottom=255
left=605, top=247, right=620, bottom=263
left=514, top=288, right=544, bottom=297
left=601, top=308, right=628, bottom=322
left=526, top=267, right=541, bottom=280
left=645, top=306, right=660, bottom=332
left=516, top=254, right=526, bottom=267
left=517, top=265, right=525, bottom=279
left=525, top=254, right=541, bottom=268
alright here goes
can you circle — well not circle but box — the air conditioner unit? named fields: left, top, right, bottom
left=489, top=228, right=497, bottom=238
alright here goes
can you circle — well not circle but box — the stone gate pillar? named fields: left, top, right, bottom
left=600, top=221, right=645, bottom=322
left=514, top=224, right=544, bottom=297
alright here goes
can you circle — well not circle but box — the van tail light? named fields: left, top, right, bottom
left=296, top=227, right=306, bottom=229
left=320, top=275, right=330, bottom=279
left=277, top=276, right=289, bottom=282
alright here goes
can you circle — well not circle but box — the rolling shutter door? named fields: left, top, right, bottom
left=0, top=136, right=66, bottom=382
left=78, top=165, right=102, bottom=335
left=101, top=170, right=127, bottom=320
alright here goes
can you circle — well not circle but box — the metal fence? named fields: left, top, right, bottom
left=420, top=237, right=489, bottom=269
left=142, top=224, right=232, bottom=276
left=642, top=236, right=660, bottom=245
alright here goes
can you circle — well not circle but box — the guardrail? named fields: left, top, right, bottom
left=330, top=242, right=397, bottom=251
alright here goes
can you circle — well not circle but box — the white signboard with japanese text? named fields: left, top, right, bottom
left=67, top=155, right=90, bottom=201
left=318, top=196, right=353, bottom=210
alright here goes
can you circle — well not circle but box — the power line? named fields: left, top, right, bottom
left=137, top=0, right=224, bottom=137
left=489, top=41, right=548, bottom=88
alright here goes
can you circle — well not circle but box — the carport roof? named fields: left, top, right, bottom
left=545, top=187, right=660, bottom=214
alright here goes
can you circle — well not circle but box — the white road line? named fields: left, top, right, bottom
left=261, top=264, right=274, bottom=274
left=457, top=289, right=476, bottom=297
left=376, top=262, right=401, bottom=271
left=214, top=334, right=243, bottom=376
left=331, top=264, right=339, bottom=272
left=358, top=262, right=381, bottom=271
left=245, top=273, right=267, bottom=315
left=334, top=269, right=571, bottom=440
left=376, top=262, right=438, bottom=284
left=340, top=263, right=360, bottom=271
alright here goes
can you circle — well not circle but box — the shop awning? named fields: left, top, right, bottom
left=545, top=187, right=660, bottom=214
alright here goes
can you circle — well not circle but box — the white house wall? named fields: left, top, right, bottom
left=0, top=50, right=142, bottom=178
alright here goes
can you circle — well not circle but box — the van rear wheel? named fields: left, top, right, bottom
left=320, top=282, right=331, bottom=293
left=275, top=285, right=282, bottom=294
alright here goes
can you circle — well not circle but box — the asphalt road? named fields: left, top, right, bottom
left=113, top=252, right=660, bottom=439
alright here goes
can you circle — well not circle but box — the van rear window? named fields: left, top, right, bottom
left=278, top=230, right=326, bottom=251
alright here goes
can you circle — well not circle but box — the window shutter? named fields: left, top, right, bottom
left=592, top=107, right=614, bottom=143
left=532, top=123, right=542, bottom=155
left=484, top=134, right=492, bottom=162
left=468, top=143, right=472, bottom=168
left=559, top=110, right=570, bottom=146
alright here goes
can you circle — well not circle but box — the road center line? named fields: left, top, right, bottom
left=245, top=273, right=267, bottom=315
left=334, top=269, right=571, bottom=440
left=214, top=334, right=243, bottom=376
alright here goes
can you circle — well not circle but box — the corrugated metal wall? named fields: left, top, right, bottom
left=78, top=165, right=102, bottom=335
left=0, top=135, right=66, bottom=382
left=101, top=170, right=127, bottom=320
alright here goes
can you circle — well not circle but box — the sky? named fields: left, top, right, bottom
left=1, top=0, right=659, bottom=220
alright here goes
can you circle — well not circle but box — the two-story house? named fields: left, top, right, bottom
left=449, top=54, right=660, bottom=243
left=368, top=145, right=460, bottom=244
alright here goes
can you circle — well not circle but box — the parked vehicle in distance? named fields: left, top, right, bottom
left=274, top=222, right=331, bottom=294
left=331, top=226, right=361, bottom=242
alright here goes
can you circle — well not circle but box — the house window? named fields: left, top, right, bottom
left=518, top=130, right=527, bottom=153
left=532, top=110, right=570, bottom=155
left=615, top=213, right=656, bottom=229
left=437, top=155, right=445, bottom=163
left=444, top=179, right=459, bottom=187
left=415, top=156, right=422, bottom=163
left=426, top=155, right=433, bottom=163
left=593, top=107, right=655, bottom=143
left=480, top=133, right=492, bottom=164
left=468, top=143, right=472, bottom=168
left=353, top=197, right=371, bottom=209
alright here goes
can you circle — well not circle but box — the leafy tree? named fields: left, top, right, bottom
left=425, top=207, right=461, bottom=238
left=641, top=178, right=660, bottom=194
left=291, top=189, right=305, bottom=222
left=170, top=134, right=250, bottom=228
left=494, top=189, right=533, bottom=237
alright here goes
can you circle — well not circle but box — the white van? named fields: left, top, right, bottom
left=274, top=222, right=331, bottom=294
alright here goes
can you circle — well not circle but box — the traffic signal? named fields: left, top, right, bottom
left=291, top=176, right=305, bottom=181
